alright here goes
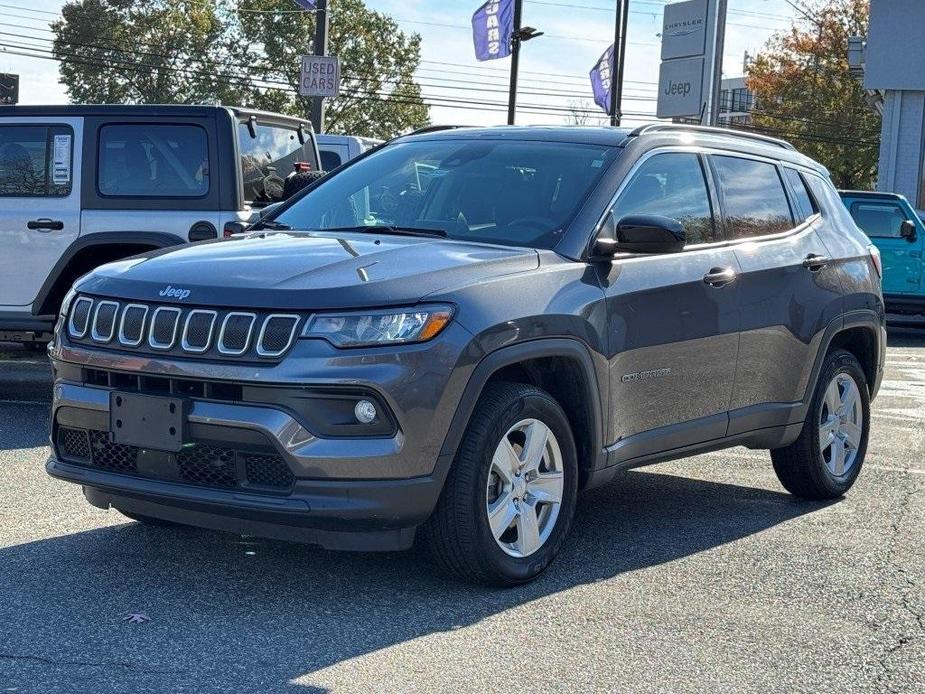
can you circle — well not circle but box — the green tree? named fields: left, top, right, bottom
left=235, top=0, right=429, bottom=137
left=51, top=0, right=429, bottom=138
left=746, top=0, right=880, bottom=188
left=52, top=0, right=251, bottom=105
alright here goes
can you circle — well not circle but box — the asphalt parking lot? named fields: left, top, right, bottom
left=0, top=335, right=923, bottom=694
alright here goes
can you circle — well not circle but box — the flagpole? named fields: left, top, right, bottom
left=507, top=0, right=523, bottom=125
left=609, top=0, right=629, bottom=126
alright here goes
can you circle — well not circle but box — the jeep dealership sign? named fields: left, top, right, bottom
left=660, top=0, right=707, bottom=60
left=657, top=56, right=704, bottom=119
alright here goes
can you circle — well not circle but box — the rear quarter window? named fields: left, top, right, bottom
left=98, top=124, right=209, bottom=198
left=238, top=121, right=316, bottom=206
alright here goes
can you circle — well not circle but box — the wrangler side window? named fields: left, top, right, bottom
left=0, top=125, right=73, bottom=197
left=611, top=152, right=718, bottom=244
left=849, top=202, right=909, bottom=238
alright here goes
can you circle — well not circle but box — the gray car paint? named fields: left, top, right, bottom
left=46, top=125, right=886, bottom=548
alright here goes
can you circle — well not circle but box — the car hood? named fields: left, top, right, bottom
left=76, top=232, right=540, bottom=310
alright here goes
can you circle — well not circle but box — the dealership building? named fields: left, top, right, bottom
left=865, top=0, right=925, bottom=207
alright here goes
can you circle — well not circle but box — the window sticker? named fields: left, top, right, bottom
left=52, top=134, right=72, bottom=185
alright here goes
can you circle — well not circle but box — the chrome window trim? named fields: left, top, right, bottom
left=181, top=309, right=217, bottom=354
left=256, top=314, right=300, bottom=358
left=90, top=300, right=120, bottom=343
left=589, top=144, right=826, bottom=260
left=217, top=312, right=257, bottom=356
left=118, top=303, right=149, bottom=347
left=68, top=296, right=94, bottom=339
left=148, top=306, right=182, bottom=350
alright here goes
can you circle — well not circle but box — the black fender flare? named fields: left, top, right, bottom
left=33, top=231, right=186, bottom=316
left=802, top=309, right=885, bottom=407
left=437, top=337, right=606, bottom=475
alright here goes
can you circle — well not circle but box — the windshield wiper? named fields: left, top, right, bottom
left=325, top=225, right=448, bottom=239
left=250, top=219, right=292, bottom=231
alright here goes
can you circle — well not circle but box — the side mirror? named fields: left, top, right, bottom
left=593, top=214, right=686, bottom=256
left=900, top=219, right=917, bottom=241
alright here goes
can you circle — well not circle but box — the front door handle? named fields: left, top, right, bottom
left=703, top=267, right=737, bottom=287
left=802, top=253, right=832, bottom=271
left=27, top=218, right=64, bottom=232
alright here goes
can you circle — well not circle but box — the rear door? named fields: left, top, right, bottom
left=845, top=197, right=923, bottom=295
left=0, top=117, right=81, bottom=308
left=82, top=118, right=221, bottom=244
left=602, top=150, right=741, bottom=461
left=712, top=156, right=844, bottom=433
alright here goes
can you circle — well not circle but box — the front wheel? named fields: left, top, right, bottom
left=424, top=382, right=578, bottom=586
left=771, top=349, right=870, bottom=499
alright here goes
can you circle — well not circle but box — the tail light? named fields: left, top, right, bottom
left=868, top=244, right=882, bottom=280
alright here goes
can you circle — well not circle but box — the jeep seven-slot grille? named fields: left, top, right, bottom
left=57, top=427, right=295, bottom=491
left=66, top=296, right=303, bottom=361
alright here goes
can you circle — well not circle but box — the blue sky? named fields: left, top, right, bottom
left=1, top=0, right=800, bottom=127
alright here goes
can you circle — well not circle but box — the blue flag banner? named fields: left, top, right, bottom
left=292, top=0, right=317, bottom=9
left=590, top=44, right=616, bottom=115
left=472, top=0, right=515, bottom=62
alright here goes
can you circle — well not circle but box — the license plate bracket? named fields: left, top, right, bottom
left=110, top=392, right=187, bottom=453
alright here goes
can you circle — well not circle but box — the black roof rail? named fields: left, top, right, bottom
left=627, top=123, right=797, bottom=151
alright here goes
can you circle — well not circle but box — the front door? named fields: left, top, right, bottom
left=0, top=118, right=81, bottom=308
left=601, top=151, right=740, bottom=462
left=846, top=198, right=923, bottom=295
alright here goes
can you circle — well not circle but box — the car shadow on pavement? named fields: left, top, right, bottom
left=0, top=469, right=834, bottom=693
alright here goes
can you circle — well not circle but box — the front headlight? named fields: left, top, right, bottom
left=59, top=286, right=78, bottom=318
left=303, top=305, right=454, bottom=347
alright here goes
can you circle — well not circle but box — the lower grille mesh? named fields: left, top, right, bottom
left=56, top=427, right=293, bottom=492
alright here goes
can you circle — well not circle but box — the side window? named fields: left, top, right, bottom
left=612, top=152, right=717, bottom=244
left=712, top=155, right=794, bottom=238
left=849, top=202, right=909, bottom=238
left=0, top=125, right=73, bottom=197
left=98, top=124, right=209, bottom=197
left=783, top=168, right=818, bottom=222
left=320, top=150, right=342, bottom=171
left=238, top=122, right=314, bottom=206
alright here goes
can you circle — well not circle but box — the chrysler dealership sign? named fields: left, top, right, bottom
left=657, top=0, right=709, bottom=119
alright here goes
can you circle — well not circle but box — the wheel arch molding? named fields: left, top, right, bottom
left=439, top=338, right=607, bottom=488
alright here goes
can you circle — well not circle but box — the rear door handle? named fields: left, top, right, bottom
left=703, top=267, right=737, bottom=287
left=802, top=254, right=832, bottom=271
left=27, top=218, right=64, bottom=232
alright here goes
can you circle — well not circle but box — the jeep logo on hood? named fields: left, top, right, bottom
left=159, top=285, right=191, bottom=301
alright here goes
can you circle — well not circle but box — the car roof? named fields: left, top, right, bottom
left=397, top=123, right=827, bottom=172
left=0, top=103, right=309, bottom=125
left=400, top=125, right=635, bottom=147
left=838, top=189, right=905, bottom=200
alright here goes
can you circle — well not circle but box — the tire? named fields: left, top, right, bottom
left=117, top=510, right=183, bottom=527
left=771, top=349, right=870, bottom=499
left=424, top=382, right=579, bottom=586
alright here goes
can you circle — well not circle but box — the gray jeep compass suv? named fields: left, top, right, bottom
left=47, top=124, right=886, bottom=585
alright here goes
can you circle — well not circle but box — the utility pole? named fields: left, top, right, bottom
left=311, top=0, right=329, bottom=134
left=702, top=0, right=728, bottom=126
left=609, top=0, right=630, bottom=126
left=507, top=0, right=543, bottom=125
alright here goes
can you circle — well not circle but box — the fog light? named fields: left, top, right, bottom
left=354, top=399, right=378, bottom=424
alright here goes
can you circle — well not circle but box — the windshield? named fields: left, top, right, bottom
left=275, top=139, right=618, bottom=249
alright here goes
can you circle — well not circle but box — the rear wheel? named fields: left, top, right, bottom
left=425, top=382, right=578, bottom=586
left=771, top=349, right=870, bottom=499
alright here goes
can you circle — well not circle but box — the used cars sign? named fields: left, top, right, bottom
left=299, top=55, right=340, bottom=98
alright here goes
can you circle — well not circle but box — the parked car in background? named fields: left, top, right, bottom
left=0, top=105, right=319, bottom=344
left=316, top=134, right=382, bottom=171
left=48, top=124, right=884, bottom=585
left=840, top=190, right=924, bottom=318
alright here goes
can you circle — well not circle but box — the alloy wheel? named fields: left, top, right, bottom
left=819, top=372, right=864, bottom=477
left=485, top=418, right=564, bottom=558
